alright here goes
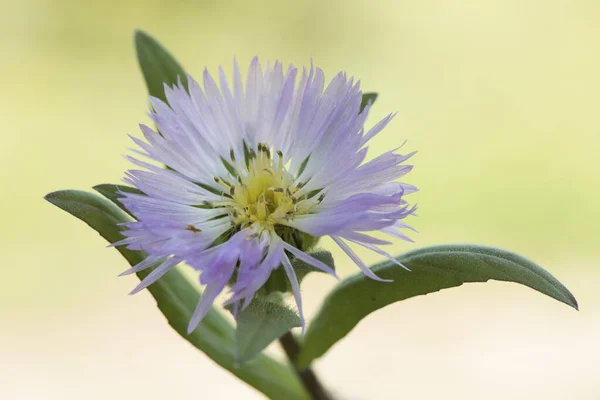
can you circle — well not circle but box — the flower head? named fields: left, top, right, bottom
left=115, top=58, right=416, bottom=333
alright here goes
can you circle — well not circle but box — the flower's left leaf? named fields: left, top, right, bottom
left=229, top=296, right=301, bottom=364
left=44, top=190, right=307, bottom=400
left=135, top=30, right=188, bottom=103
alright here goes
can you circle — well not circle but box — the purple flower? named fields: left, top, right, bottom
left=114, top=58, right=416, bottom=333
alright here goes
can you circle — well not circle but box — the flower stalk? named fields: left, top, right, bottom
left=279, top=331, right=332, bottom=400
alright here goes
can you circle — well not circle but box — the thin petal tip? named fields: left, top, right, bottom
left=128, top=285, right=144, bottom=295
left=187, top=321, right=199, bottom=335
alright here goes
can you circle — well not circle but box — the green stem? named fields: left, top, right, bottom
left=279, top=332, right=333, bottom=400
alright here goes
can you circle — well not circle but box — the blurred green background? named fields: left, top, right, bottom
left=2, top=0, right=599, bottom=399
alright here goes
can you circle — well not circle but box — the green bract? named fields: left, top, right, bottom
left=359, top=92, right=378, bottom=113
left=228, top=295, right=302, bottom=363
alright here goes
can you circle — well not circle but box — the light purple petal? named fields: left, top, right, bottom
left=118, top=255, right=164, bottom=276
left=188, top=278, right=229, bottom=334
left=282, top=253, right=305, bottom=332
left=281, top=242, right=338, bottom=278
left=129, top=257, right=180, bottom=295
left=331, top=236, right=392, bottom=282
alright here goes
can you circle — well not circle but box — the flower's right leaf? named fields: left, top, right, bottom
left=360, top=92, right=378, bottom=113
left=230, top=296, right=302, bottom=364
left=298, top=244, right=578, bottom=367
left=135, top=30, right=188, bottom=103
left=44, top=190, right=307, bottom=400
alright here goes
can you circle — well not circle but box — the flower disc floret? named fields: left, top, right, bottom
left=211, top=143, right=320, bottom=233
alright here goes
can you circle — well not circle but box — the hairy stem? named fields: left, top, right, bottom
left=279, top=331, right=333, bottom=400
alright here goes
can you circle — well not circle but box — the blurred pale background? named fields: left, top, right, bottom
left=2, top=0, right=599, bottom=399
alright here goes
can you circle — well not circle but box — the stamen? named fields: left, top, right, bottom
left=277, top=151, right=283, bottom=172
left=258, top=143, right=271, bottom=158
left=214, top=176, right=231, bottom=190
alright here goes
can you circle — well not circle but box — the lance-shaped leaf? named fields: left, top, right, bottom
left=360, top=92, right=378, bottom=113
left=228, top=296, right=302, bottom=364
left=298, top=244, right=578, bottom=367
left=44, top=190, right=307, bottom=400
left=135, top=30, right=188, bottom=103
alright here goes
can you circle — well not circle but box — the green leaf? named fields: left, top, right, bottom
left=230, top=296, right=301, bottom=364
left=298, top=244, right=578, bottom=367
left=360, top=92, right=378, bottom=113
left=135, top=30, right=188, bottom=103
left=45, top=190, right=307, bottom=400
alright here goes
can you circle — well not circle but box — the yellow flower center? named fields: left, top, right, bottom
left=212, top=143, right=321, bottom=232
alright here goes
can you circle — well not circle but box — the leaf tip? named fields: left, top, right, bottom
left=43, top=192, right=55, bottom=202
left=567, top=295, right=579, bottom=311
left=552, top=277, right=578, bottom=311
left=134, top=29, right=151, bottom=45
left=44, top=191, right=64, bottom=206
